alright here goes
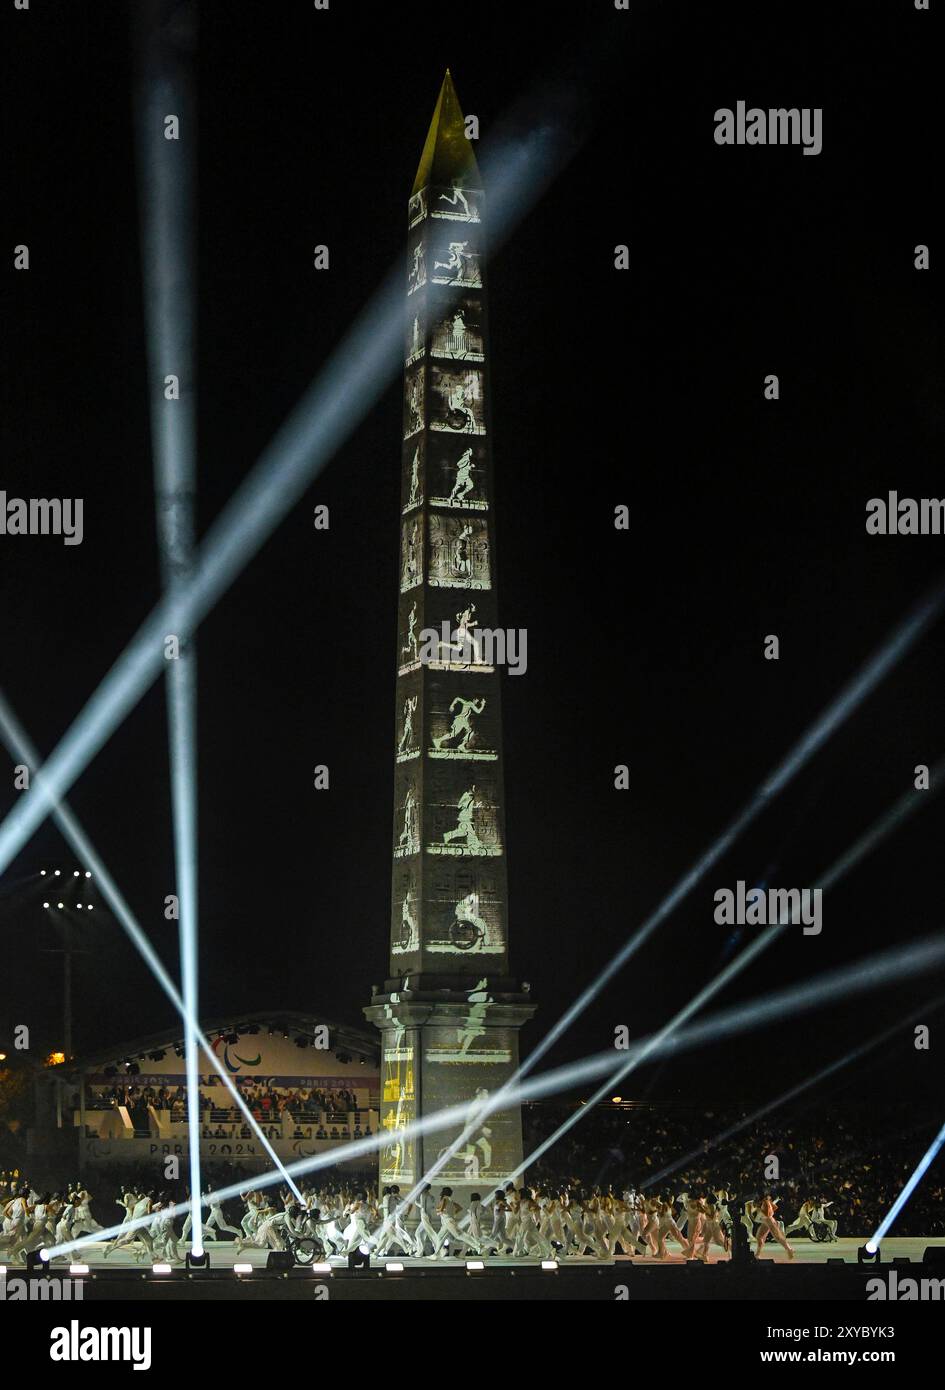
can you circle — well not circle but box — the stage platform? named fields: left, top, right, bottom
left=28, top=1234, right=942, bottom=1271
left=6, top=1237, right=943, bottom=1301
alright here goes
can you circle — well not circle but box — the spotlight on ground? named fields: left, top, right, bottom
left=347, top=1249, right=370, bottom=1271
left=265, top=1251, right=294, bottom=1272
left=151, top=1263, right=173, bottom=1275
left=385, top=1262, right=405, bottom=1273
left=541, top=1259, right=558, bottom=1271
left=68, top=1263, right=89, bottom=1276
left=185, top=1249, right=209, bottom=1271
left=310, top=1262, right=332, bottom=1275
left=465, top=1260, right=484, bottom=1272
left=233, top=1263, right=253, bottom=1275
left=858, top=1244, right=880, bottom=1264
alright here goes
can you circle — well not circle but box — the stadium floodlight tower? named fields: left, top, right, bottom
left=365, top=72, right=535, bottom=1203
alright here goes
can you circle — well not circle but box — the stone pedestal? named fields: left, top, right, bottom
left=365, top=979, right=535, bottom=1200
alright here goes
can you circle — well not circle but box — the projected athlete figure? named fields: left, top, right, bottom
left=380, top=1126, right=405, bottom=1186
left=447, top=447, right=476, bottom=504
left=398, top=695, right=418, bottom=754
left=407, top=448, right=421, bottom=507
left=398, top=785, right=418, bottom=853
left=452, top=889, right=489, bottom=950
left=410, top=316, right=422, bottom=359
left=407, top=242, right=424, bottom=292
left=754, top=1194, right=795, bottom=1258
left=453, top=604, right=481, bottom=663
left=457, top=1089, right=493, bottom=1176
left=434, top=240, right=477, bottom=284
left=443, top=785, right=483, bottom=851
left=444, top=380, right=475, bottom=432
left=406, top=374, right=423, bottom=436
left=437, top=603, right=482, bottom=665
left=434, top=695, right=486, bottom=752
left=398, top=893, right=419, bottom=953
left=456, top=984, right=492, bottom=1054
left=401, top=602, right=419, bottom=664
left=453, top=522, right=474, bottom=579
left=438, top=184, right=473, bottom=219
left=402, top=519, right=421, bottom=589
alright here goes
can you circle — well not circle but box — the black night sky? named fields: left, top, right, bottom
left=2, top=0, right=942, bottom=1121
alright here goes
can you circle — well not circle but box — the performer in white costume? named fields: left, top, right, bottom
left=341, top=1191, right=374, bottom=1255
left=70, top=1187, right=102, bottom=1238
left=413, top=1184, right=440, bottom=1257
left=488, top=1192, right=510, bottom=1253
left=372, top=1186, right=414, bottom=1257
left=810, top=1199, right=838, bottom=1242
left=433, top=1187, right=483, bottom=1257
left=783, top=1198, right=816, bottom=1239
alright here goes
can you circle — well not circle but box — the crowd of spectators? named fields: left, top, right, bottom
left=79, top=1081, right=373, bottom=1143
left=522, top=1098, right=944, bottom=1236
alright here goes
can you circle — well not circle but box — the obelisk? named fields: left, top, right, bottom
left=365, top=72, right=535, bottom=1198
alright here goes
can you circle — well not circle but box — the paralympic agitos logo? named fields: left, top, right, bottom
left=210, top=1036, right=262, bottom=1072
